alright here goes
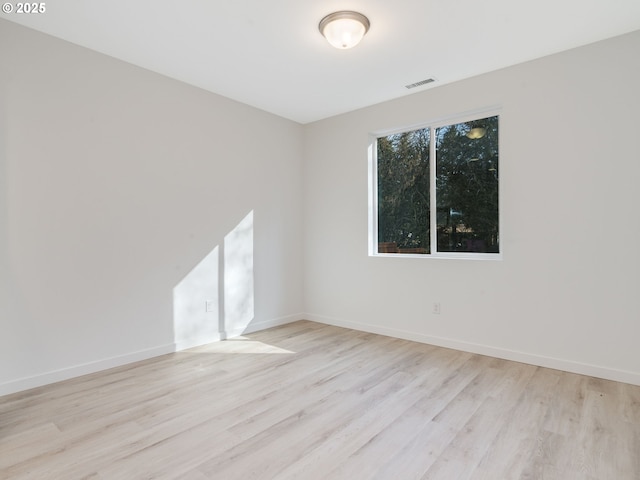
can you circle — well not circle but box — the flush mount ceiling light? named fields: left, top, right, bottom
left=319, top=11, right=370, bottom=49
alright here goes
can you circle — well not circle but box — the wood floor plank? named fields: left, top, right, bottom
left=1, top=320, right=638, bottom=480
left=470, top=366, right=560, bottom=479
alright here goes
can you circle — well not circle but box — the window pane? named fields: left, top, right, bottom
left=377, top=128, right=430, bottom=254
left=435, top=116, right=499, bottom=253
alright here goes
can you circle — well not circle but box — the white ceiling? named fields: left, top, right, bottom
left=5, top=0, right=640, bottom=124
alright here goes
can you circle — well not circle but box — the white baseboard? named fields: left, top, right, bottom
left=0, top=344, right=176, bottom=397
left=226, top=313, right=305, bottom=338
left=175, top=333, right=223, bottom=351
left=1, top=313, right=306, bottom=397
left=13, top=312, right=629, bottom=397
left=304, top=313, right=640, bottom=387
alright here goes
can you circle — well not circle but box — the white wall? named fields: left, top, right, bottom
left=0, top=20, right=304, bottom=395
left=303, top=31, right=640, bottom=385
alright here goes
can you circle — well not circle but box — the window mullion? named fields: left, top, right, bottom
left=369, top=140, right=378, bottom=255
left=429, top=126, right=437, bottom=254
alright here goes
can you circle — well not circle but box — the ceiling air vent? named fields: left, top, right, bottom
left=405, top=78, right=435, bottom=89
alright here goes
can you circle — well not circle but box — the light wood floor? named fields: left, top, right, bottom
left=1, top=321, right=639, bottom=479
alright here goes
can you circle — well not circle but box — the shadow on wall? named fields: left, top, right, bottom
left=173, top=211, right=254, bottom=350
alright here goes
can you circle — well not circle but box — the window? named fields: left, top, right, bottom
left=372, top=113, right=500, bottom=258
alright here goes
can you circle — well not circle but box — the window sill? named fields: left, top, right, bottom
left=371, top=252, right=502, bottom=261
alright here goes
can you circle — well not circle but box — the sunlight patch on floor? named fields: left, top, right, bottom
left=186, top=337, right=295, bottom=355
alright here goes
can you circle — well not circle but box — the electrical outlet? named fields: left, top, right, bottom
left=433, top=302, right=441, bottom=314
left=205, top=300, right=215, bottom=312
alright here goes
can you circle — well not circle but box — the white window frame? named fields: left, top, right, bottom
left=369, top=107, right=503, bottom=260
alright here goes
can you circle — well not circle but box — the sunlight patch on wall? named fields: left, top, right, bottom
left=223, top=211, right=254, bottom=338
left=172, top=210, right=255, bottom=351
left=173, top=246, right=220, bottom=350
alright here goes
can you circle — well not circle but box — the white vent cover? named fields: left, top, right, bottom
left=405, top=78, right=435, bottom=89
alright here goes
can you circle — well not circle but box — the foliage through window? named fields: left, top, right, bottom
left=375, top=114, right=499, bottom=256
